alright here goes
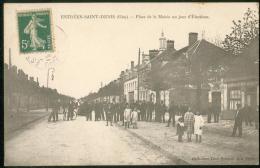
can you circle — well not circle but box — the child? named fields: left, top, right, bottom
left=176, top=116, right=185, bottom=142
left=131, top=107, right=139, bottom=129
left=194, top=111, right=204, bottom=143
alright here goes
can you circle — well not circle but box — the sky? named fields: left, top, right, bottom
left=4, top=3, right=259, bottom=99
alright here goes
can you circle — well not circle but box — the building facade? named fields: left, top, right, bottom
left=221, top=37, right=259, bottom=119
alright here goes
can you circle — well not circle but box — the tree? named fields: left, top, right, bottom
left=223, top=8, right=259, bottom=55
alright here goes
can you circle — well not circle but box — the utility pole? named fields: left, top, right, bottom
left=137, top=48, right=140, bottom=103
left=8, top=48, right=12, bottom=111
left=46, top=67, right=55, bottom=112
left=9, top=48, right=12, bottom=67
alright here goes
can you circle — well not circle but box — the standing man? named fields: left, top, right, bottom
left=106, top=103, right=113, bottom=126
left=100, top=102, right=105, bottom=121
left=115, top=102, right=120, bottom=123
left=62, top=100, right=68, bottom=121
left=160, top=101, right=166, bottom=123
left=213, top=103, right=220, bottom=123
left=94, top=102, right=99, bottom=121
left=231, top=103, right=244, bottom=137
left=244, top=104, right=253, bottom=126
left=67, top=100, right=74, bottom=121
left=140, top=101, right=146, bottom=121
left=54, top=99, right=60, bottom=121
left=167, top=101, right=176, bottom=127
left=184, top=107, right=195, bottom=142
left=48, top=99, right=56, bottom=122
left=154, top=101, right=160, bottom=122
left=87, top=103, right=93, bottom=121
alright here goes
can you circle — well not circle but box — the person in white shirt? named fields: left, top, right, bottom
left=194, top=111, right=204, bottom=143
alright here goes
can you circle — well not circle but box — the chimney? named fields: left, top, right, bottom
left=167, top=40, right=175, bottom=50
left=131, top=61, right=134, bottom=70
left=189, top=32, right=198, bottom=46
left=149, top=49, right=159, bottom=60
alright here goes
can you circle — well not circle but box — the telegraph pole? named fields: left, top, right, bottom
left=137, top=48, right=140, bottom=103
left=46, top=68, right=55, bottom=111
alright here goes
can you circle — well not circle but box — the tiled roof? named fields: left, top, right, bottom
left=161, top=39, right=234, bottom=73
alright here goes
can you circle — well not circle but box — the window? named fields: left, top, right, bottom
left=229, top=89, right=241, bottom=110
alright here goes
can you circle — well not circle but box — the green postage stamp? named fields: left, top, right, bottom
left=17, top=9, right=54, bottom=54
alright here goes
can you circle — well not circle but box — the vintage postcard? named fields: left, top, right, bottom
left=3, top=3, right=259, bottom=166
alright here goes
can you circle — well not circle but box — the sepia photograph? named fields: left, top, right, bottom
left=3, top=2, right=259, bottom=165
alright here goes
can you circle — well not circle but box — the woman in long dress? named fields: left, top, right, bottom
left=24, top=14, right=47, bottom=50
left=194, top=111, right=204, bottom=143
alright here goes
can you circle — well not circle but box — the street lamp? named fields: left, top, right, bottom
left=46, top=67, right=55, bottom=111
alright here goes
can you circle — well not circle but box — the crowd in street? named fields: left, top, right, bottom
left=79, top=100, right=212, bottom=143
left=48, top=99, right=79, bottom=122
left=47, top=99, right=259, bottom=143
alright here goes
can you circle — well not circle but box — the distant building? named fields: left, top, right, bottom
left=123, top=31, right=176, bottom=104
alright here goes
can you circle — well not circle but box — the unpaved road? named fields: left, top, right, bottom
left=5, top=116, right=178, bottom=166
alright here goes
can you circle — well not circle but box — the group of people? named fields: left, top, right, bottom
left=51, top=99, right=258, bottom=142
left=48, top=99, right=79, bottom=122
left=175, top=107, right=205, bottom=143
left=79, top=100, right=206, bottom=143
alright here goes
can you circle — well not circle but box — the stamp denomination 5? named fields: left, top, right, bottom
left=17, top=9, right=54, bottom=54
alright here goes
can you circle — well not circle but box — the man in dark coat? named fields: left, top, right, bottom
left=213, top=104, right=220, bottom=123
left=67, top=100, right=74, bottom=121
left=120, top=102, right=126, bottom=124
left=100, top=102, right=105, bottom=121
left=105, top=102, right=113, bottom=126
left=207, top=103, right=213, bottom=123
left=154, top=102, right=160, bottom=122
left=160, top=101, right=166, bottom=123
left=54, top=99, right=61, bottom=121
left=167, top=101, right=176, bottom=127
left=146, top=101, right=154, bottom=122
left=94, top=102, right=101, bottom=121
left=231, top=103, right=244, bottom=137
left=140, top=101, right=146, bottom=121
left=244, top=104, right=253, bottom=126
left=48, top=99, right=59, bottom=122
